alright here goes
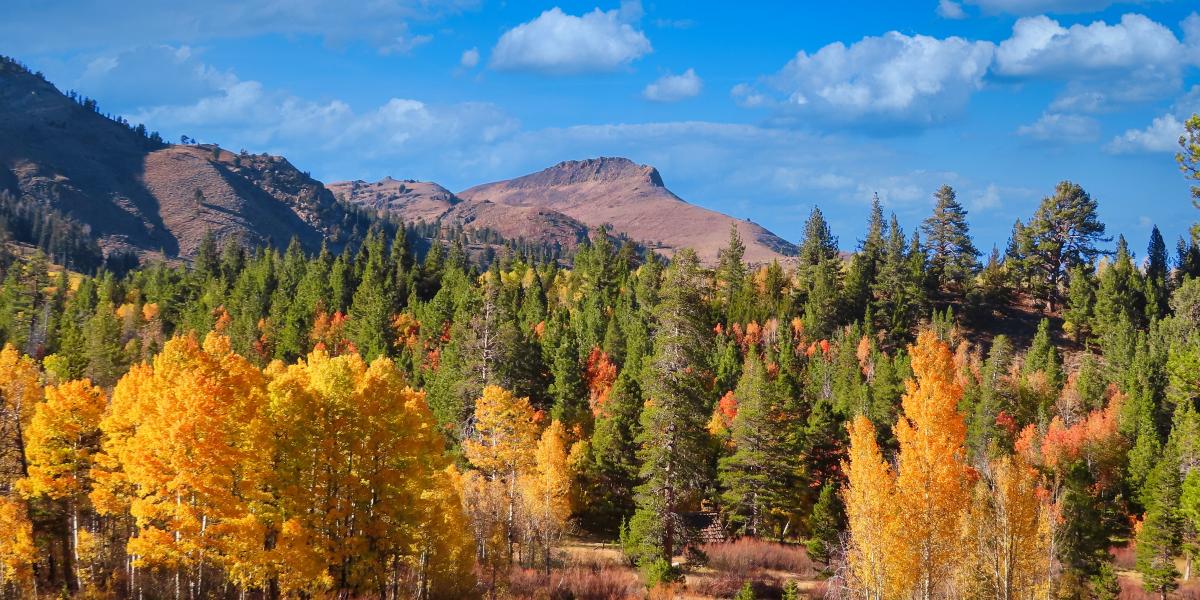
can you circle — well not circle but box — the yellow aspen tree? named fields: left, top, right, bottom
left=109, top=333, right=271, bottom=599
left=0, top=495, right=37, bottom=598
left=19, top=379, right=106, bottom=591
left=893, top=330, right=972, bottom=600
left=521, top=419, right=573, bottom=574
left=265, top=349, right=471, bottom=598
left=842, top=414, right=898, bottom=600
left=0, top=345, right=42, bottom=487
left=964, top=454, right=1051, bottom=600
left=463, top=385, right=539, bottom=598
left=412, top=465, right=477, bottom=600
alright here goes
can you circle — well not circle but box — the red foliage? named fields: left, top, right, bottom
left=585, top=347, right=618, bottom=416
left=310, top=311, right=354, bottom=355
left=699, top=539, right=818, bottom=578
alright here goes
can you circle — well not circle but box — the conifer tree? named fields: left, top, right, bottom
left=347, top=231, right=394, bottom=359
left=719, top=352, right=794, bottom=536
left=922, top=184, right=979, bottom=294
left=1146, top=225, right=1170, bottom=322
left=807, top=481, right=843, bottom=567
left=1010, top=181, right=1108, bottom=311
left=630, top=249, right=712, bottom=567
left=1136, top=451, right=1182, bottom=599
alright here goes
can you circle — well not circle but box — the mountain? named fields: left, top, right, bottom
left=0, top=56, right=353, bottom=261
left=330, top=177, right=591, bottom=251
left=457, top=157, right=797, bottom=264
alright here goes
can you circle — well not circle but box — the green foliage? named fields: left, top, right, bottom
left=1135, top=451, right=1182, bottom=597
left=922, top=184, right=979, bottom=293
left=806, top=482, right=843, bottom=566
left=732, top=581, right=755, bottom=600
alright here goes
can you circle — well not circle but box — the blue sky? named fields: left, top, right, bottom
left=2, top=0, right=1199, bottom=253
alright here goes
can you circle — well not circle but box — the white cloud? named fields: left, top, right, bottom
left=460, top=47, right=480, bottom=68
left=1104, top=86, right=1197, bottom=154
left=642, top=68, right=702, bottom=102
left=490, top=5, right=652, bottom=74
left=1016, top=112, right=1100, bottom=143
left=1105, top=113, right=1184, bottom=153
left=739, top=31, right=995, bottom=126
left=121, top=57, right=518, bottom=167
left=994, top=14, right=1190, bottom=78
left=937, top=0, right=967, bottom=20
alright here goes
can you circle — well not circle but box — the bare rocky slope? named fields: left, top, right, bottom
left=457, top=157, right=797, bottom=264
left=336, top=158, right=798, bottom=264
left=329, top=176, right=591, bottom=251
left=0, top=56, right=352, bottom=260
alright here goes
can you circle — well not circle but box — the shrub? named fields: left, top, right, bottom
left=700, top=539, right=817, bottom=578
left=639, top=558, right=681, bottom=588
left=507, top=565, right=644, bottom=600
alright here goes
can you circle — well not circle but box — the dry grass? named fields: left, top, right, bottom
left=699, top=539, right=819, bottom=579
left=1118, top=576, right=1200, bottom=599
left=507, top=566, right=644, bottom=600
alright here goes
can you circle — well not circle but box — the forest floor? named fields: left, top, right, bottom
left=507, top=538, right=827, bottom=599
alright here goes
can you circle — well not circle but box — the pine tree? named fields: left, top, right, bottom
left=1146, top=225, right=1170, bottom=322
left=1063, top=265, right=1095, bottom=343
left=1093, top=235, right=1144, bottom=340
left=718, top=352, right=794, bottom=536
left=716, top=223, right=748, bottom=316
left=807, top=482, right=843, bottom=567
left=1011, top=181, right=1109, bottom=311
left=347, top=231, right=394, bottom=359
left=922, top=184, right=979, bottom=294
left=1136, top=451, right=1182, bottom=599
left=631, top=249, right=712, bottom=565
left=549, top=331, right=588, bottom=430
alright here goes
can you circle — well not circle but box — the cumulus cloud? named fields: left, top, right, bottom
left=1105, top=114, right=1184, bottom=154
left=489, top=5, right=652, bottom=74
left=1105, top=85, right=1199, bottom=153
left=937, top=0, right=967, bottom=20
left=460, top=47, right=480, bottom=68
left=737, top=31, right=995, bottom=126
left=1016, top=112, right=1100, bottom=143
left=115, top=52, right=518, bottom=174
left=642, top=69, right=702, bottom=102
left=994, top=14, right=1190, bottom=77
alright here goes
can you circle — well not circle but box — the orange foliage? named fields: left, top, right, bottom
left=390, top=312, right=421, bottom=349
left=310, top=310, right=354, bottom=355
left=584, top=347, right=618, bottom=416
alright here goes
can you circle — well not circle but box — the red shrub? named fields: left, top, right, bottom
left=700, top=539, right=818, bottom=578
left=507, top=566, right=644, bottom=600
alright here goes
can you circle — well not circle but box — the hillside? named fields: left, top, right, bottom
left=330, top=176, right=592, bottom=251
left=0, top=56, right=352, bottom=260
left=458, top=157, right=798, bottom=264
